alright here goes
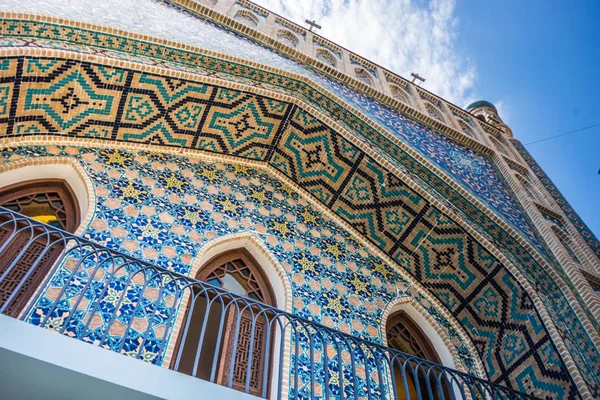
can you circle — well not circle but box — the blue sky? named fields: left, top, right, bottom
left=458, top=0, right=599, bottom=237
left=255, top=0, right=599, bottom=238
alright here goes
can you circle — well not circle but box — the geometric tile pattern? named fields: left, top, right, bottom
left=0, top=2, right=595, bottom=395
left=511, top=139, right=600, bottom=259
left=0, top=17, right=539, bottom=250
left=1, top=144, right=475, bottom=374
left=2, top=57, right=292, bottom=161
left=0, top=44, right=544, bottom=276
left=1, top=49, right=600, bottom=397
left=331, top=156, right=428, bottom=253
left=272, top=108, right=362, bottom=205
left=0, top=51, right=540, bottom=264
left=0, top=145, right=584, bottom=399
left=0, top=43, right=594, bottom=390
left=0, top=7, right=597, bottom=398
left=319, top=75, right=544, bottom=250
left=288, top=134, right=596, bottom=397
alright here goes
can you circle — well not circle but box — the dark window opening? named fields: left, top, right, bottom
left=386, top=311, right=449, bottom=400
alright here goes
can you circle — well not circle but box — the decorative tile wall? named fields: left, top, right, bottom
left=0, top=145, right=584, bottom=399
left=0, top=7, right=597, bottom=397
left=0, top=47, right=592, bottom=337
left=0, top=14, right=541, bottom=253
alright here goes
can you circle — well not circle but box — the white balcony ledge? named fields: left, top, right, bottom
left=0, top=315, right=259, bottom=400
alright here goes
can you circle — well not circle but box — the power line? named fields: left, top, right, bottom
left=524, top=123, right=600, bottom=146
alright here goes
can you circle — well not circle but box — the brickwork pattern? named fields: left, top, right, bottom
left=511, top=140, right=600, bottom=260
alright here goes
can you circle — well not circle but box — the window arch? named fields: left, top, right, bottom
left=582, top=271, right=600, bottom=293
left=390, top=84, right=410, bottom=103
left=386, top=310, right=448, bottom=399
left=198, top=250, right=275, bottom=302
left=234, top=10, right=259, bottom=28
left=424, top=102, right=444, bottom=121
left=355, top=68, right=374, bottom=87
left=315, top=48, right=337, bottom=68
left=387, top=310, right=442, bottom=363
left=276, top=29, right=299, bottom=48
left=0, top=179, right=80, bottom=317
left=490, top=135, right=509, bottom=156
left=515, top=173, right=544, bottom=204
left=458, top=119, right=476, bottom=139
left=552, top=226, right=582, bottom=265
left=172, top=248, right=275, bottom=397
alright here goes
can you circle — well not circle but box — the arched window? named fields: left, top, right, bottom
left=276, top=29, right=299, bottom=49
left=0, top=179, right=80, bottom=317
left=355, top=68, right=374, bottom=87
left=390, top=84, right=410, bottom=103
left=386, top=311, right=447, bottom=400
left=315, top=48, right=337, bottom=68
left=458, top=120, right=476, bottom=139
left=173, top=249, right=275, bottom=397
left=234, top=10, right=259, bottom=28
left=424, top=102, right=444, bottom=121
left=582, top=271, right=600, bottom=293
left=490, top=135, right=510, bottom=156
left=515, top=173, right=544, bottom=204
left=552, top=226, right=582, bottom=265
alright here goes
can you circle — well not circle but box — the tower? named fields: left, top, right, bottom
left=466, top=100, right=513, bottom=136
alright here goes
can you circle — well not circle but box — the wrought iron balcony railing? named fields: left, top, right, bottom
left=0, top=206, right=540, bottom=400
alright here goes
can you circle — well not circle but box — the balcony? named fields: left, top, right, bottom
left=0, top=207, right=539, bottom=400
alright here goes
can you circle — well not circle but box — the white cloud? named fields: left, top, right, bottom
left=254, top=0, right=476, bottom=105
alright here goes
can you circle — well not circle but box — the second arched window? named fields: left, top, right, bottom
left=172, top=249, right=275, bottom=398
left=386, top=310, right=448, bottom=400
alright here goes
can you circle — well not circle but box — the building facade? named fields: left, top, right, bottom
left=0, top=0, right=599, bottom=399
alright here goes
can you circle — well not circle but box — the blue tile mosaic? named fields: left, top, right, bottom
left=0, top=145, right=588, bottom=399
left=0, top=0, right=540, bottom=251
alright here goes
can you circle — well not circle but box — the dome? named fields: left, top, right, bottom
left=465, top=100, right=497, bottom=113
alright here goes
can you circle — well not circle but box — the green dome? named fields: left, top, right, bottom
left=465, top=100, right=497, bottom=113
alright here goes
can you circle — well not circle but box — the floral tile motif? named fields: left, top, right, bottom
left=0, top=145, right=588, bottom=399
left=0, top=3, right=597, bottom=396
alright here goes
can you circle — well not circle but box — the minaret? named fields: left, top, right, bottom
left=465, top=100, right=513, bottom=137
